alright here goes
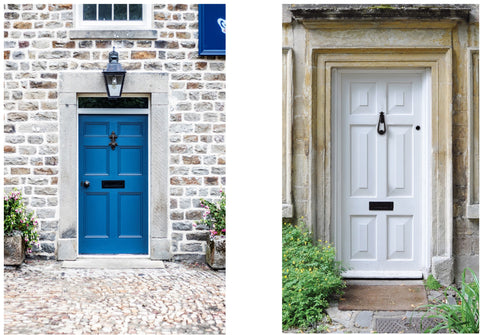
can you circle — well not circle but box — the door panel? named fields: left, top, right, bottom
left=386, top=215, right=413, bottom=260
left=387, top=126, right=413, bottom=196
left=336, top=70, right=425, bottom=276
left=79, top=114, right=148, bottom=254
left=350, top=215, right=377, bottom=260
left=350, top=125, right=377, bottom=197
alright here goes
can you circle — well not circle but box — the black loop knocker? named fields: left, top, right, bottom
left=108, top=131, right=118, bottom=150
left=377, top=112, right=386, bottom=135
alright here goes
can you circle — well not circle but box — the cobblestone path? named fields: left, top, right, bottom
left=4, top=260, right=225, bottom=334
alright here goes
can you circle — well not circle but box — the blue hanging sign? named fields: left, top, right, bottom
left=198, top=4, right=226, bottom=56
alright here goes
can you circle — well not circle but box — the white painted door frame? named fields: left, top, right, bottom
left=332, top=68, right=432, bottom=278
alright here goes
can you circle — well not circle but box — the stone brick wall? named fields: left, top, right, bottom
left=4, top=4, right=226, bottom=261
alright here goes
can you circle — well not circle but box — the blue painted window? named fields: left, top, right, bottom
left=198, top=4, right=226, bottom=56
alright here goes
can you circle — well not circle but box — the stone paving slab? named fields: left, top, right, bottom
left=62, top=258, right=166, bottom=269
left=4, top=260, right=225, bottom=334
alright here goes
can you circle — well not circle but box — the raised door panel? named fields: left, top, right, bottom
left=83, top=192, right=109, bottom=238
left=350, top=125, right=377, bottom=197
left=387, top=126, right=413, bottom=197
left=350, top=216, right=377, bottom=260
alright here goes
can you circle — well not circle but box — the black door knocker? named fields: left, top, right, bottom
left=109, top=131, right=118, bottom=150
left=377, top=112, right=386, bottom=135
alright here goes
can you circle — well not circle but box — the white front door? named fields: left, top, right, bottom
left=333, top=69, right=428, bottom=278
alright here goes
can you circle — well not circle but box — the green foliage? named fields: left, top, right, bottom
left=282, top=221, right=346, bottom=330
left=425, top=275, right=442, bottom=291
left=4, top=189, right=39, bottom=253
left=420, top=268, right=479, bottom=333
left=197, top=190, right=226, bottom=239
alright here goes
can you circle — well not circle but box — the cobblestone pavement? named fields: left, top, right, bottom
left=4, top=260, right=225, bottom=334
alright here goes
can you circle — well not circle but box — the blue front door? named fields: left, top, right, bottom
left=79, top=115, right=148, bottom=254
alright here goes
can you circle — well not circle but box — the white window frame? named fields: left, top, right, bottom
left=74, top=4, right=152, bottom=30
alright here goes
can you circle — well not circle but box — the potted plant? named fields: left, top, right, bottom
left=4, top=189, right=39, bottom=265
left=197, top=190, right=226, bottom=270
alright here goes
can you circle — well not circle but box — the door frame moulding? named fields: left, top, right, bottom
left=467, top=48, right=479, bottom=220
left=312, top=47, right=453, bottom=276
left=58, top=72, right=172, bottom=261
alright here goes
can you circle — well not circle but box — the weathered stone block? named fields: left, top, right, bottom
left=186, top=232, right=210, bottom=241
left=170, top=211, right=184, bottom=220
left=151, top=238, right=172, bottom=260
left=4, top=234, right=25, bottom=266
left=132, top=51, right=156, bottom=59
left=4, top=145, right=16, bottom=153
left=181, top=242, right=203, bottom=252
left=13, top=22, right=32, bottom=29
left=183, top=155, right=201, bottom=164
left=206, top=236, right=225, bottom=270
left=57, top=238, right=76, bottom=260
left=172, top=222, right=192, bottom=231
left=432, top=256, right=454, bottom=286
left=186, top=210, right=202, bottom=220
left=7, top=112, right=28, bottom=121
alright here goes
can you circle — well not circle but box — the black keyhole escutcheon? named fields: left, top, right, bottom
left=416, top=125, right=421, bottom=131
left=377, top=112, right=386, bottom=135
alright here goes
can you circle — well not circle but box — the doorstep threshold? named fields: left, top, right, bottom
left=61, top=258, right=164, bottom=269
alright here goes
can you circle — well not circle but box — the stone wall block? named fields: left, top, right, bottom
left=7, top=112, right=29, bottom=121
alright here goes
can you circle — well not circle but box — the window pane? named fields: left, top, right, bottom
left=98, top=4, right=112, bottom=21
left=83, top=4, right=97, bottom=20
left=78, top=97, right=149, bottom=109
left=114, top=4, right=127, bottom=20
left=129, top=4, right=143, bottom=21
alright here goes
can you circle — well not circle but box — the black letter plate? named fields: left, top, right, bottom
left=102, top=180, right=125, bottom=189
left=369, top=201, right=394, bottom=211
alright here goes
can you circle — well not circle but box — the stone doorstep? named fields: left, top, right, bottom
left=61, top=258, right=165, bottom=269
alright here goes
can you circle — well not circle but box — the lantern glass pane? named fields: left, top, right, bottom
left=106, top=74, right=124, bottom=98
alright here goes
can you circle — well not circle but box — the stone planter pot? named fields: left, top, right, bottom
left=206, top=236, right=225, bottom=270
left=4, top=234, right=25, bottom=266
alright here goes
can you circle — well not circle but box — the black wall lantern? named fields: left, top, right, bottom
left=103, top=47, right=126, bottom=99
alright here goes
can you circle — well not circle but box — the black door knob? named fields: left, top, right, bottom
left=81, top=181, right=90, bottom=188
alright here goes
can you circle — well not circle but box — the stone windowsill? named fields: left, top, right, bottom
left=70, top=30, right=157, bottom=40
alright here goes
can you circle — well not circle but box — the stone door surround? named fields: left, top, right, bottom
left=58, top=72, right=171, bottom=260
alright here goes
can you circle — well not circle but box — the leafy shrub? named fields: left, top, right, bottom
left=197, top=190, right=226, bottom=239
left=420, top=268, right=479, bottom=333
left=4, top=189, right=39, bottom=253
left=425, top=274, right=442, bottom=291
left=282, top=221, right=346, bottom=330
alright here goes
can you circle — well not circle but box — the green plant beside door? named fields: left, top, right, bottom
left=196, top=190, right=225, bottom=270
left=4, top=189, right=39, bottom=265
left=282, top=220, right=346, bottom=331
left=420, top=268, right=479, bottom=333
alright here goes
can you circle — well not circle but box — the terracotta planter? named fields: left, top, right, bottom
left=4, top=234, right=25, bottom=266
left=206, top=236, right=225, bottom=270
